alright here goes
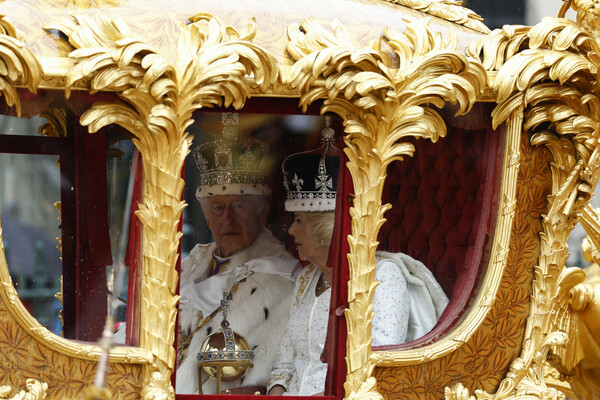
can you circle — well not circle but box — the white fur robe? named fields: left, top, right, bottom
left=176, top=229, right=299, bottom=394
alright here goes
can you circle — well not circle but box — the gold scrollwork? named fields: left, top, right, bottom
left=542, top=204, right=600, bottom=399
left=287, top=17, right=485, bottom=400
left=38, top=108, right=67, bottom=138
left=0, top=379, right=48, bottom=400
left=0, top=15, right=41, bottom=115
left=47, top=12, right=279, bottom=399
left=385, top=0, right=490, bottom=34
left=445, top=14, right=600, bottom=400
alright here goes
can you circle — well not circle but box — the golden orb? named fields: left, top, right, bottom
left=196, top=290, right=255, bottom=394
left=197, top=328, right=254, bottom=382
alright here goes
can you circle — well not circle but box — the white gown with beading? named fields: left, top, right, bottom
left=267, top=265, right=330, bottom=396
left=267, top=252, right=449, bottom=396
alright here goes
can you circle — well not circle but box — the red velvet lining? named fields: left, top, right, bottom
left=374, top=124, right=504, bottom=350
left=323, top=148, right=351, bottom=397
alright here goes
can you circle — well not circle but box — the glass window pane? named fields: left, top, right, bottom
left=0, top=153, right=62, bottom=334
left=0, top=115, right=46, bottom=136
left=106, top=139, right=136, bottom=335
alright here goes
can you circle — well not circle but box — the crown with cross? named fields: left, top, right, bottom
left=282, top=117, right=341, bottom=212
left=193, top=113, right=271, bottom=199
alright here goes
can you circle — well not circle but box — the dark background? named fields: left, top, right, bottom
left=463, top=0, right=525, bottom=29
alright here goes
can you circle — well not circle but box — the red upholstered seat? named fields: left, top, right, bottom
left=375, top=122, right=504, bottom=349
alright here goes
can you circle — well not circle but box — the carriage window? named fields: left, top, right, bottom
left=375, top=106, right=503, bottom=348
left=0, top=113, right=136, bottom=342
left=176, top=112, right=340, bottom=396
left=0, top=129, right=62, bottom=335
left=0, top=153, right=62, bottom=333
left=105, top=138, right=137, bottom=343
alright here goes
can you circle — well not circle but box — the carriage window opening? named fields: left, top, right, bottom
left=175, top=112, right=341, bottom=397
left=0, top=115, right=46, bottom=136
left=0, top=114, right=138, bottom=343
left=375, top=114, right=503, bottom=348
left=0, top=152, right=62, bottom=334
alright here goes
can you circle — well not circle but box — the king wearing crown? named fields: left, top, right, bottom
left=176, top=114, right=299, bottom=395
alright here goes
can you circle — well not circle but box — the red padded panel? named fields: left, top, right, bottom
left=376, top=124, right=503, bottom=348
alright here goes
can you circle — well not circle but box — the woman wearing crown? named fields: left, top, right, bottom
left=267, top=124, right=449, bottom=396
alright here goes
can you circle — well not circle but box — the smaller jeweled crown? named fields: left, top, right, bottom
left=193, top=113, right=271, bottom=199
left=282, top=117, right=340, bottom=212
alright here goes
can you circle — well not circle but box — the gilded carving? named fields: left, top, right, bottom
left=0, top=285, right=145, bottom=399
left=385, top=0, right=490, bottom=34
left=542, top=204, right=600, bottom=399
left=47, top=12, right=279, bottom=399
left=0, top=15, right=41, bottom=115
left=0, top=379, right=47, bottom=400
left=443, top=13, right=600, bottom=400
left=561, top=0, right=600, bottom=38
left=286, top=17, right=485, bottom=399
left=38, top=108, right=67, bottom=138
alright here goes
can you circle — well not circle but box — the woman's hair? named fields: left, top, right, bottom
left=299, top=211, right=335, bottom=248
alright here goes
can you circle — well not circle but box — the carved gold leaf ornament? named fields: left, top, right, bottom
left=287, top=17, right=485, bottom=400
left=537, top=205, right=600, bottom=399
left=0, top=379, right=47, bottom=400
left=46, top=11, right=279, bottom=399
left=38, top=108, right=67, bottom=138
left=564, top=0, right=600, bottom=38
left=384, top=0, right=490, bottom=34
left=0, top=15, right=23, bottom=41
left=0, top=15, right=41, bottom=116
left=443, top=14, right=600, bottom=400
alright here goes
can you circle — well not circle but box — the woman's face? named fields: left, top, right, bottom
left=288, top=212, right=329, bottom=268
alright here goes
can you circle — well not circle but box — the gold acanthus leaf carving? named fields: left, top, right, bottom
left=47, top=12, right=279, bottom=400
left=38, top=108, right=67, bottom=138
left=0, top=15, right=25, bottom=41
left=541, top=205, right=600, bottom=399
left=0, top=379, right=48, bottom=400
left=567, top=0, right=600, bottom=38
left=287, top=17, right=485, bottom=400
left=447, top=16, right=600, bottom=400
left=385, top=0, right=490, bottom=34
left=0, top=15, right=41, bottom=116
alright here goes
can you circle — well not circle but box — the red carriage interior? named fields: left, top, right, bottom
left=374, top=106, right=504, bottom=348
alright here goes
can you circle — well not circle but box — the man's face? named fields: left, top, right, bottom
left=204, top=195, right=268, bottom=257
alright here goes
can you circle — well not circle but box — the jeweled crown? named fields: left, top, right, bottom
left=282, top=117, right=340, bottom=212
left=193, top=113, right=271, bottom=199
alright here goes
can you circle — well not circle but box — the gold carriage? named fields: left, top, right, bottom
left=0, top=0, right=599, bottom=399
